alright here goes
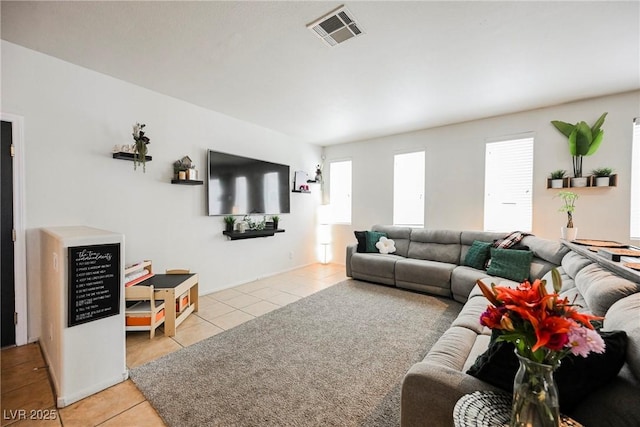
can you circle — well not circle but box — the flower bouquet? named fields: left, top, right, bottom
left=477, top=270, right=605, bottom=426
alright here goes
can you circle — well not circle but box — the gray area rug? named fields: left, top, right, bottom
left=130, top=279, right=462, bottom=426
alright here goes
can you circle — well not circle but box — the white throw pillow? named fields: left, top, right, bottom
left=376, top=237, right=396, bottom=254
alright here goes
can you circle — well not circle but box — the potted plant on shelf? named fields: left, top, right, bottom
left=132, top=123, right=151, bottom=172
left=556, top=191, right=579, bottom=241
left=223, top=216, right=236, bottom=232
left=592, top=167, right=613, bottom=187
left=173, top=156, right=192, bottom=180
left=550, top=112, right=607, bottom=187
left=270, top=215, right=280, bottom=230
left=549, top=169, right=566, bottom=188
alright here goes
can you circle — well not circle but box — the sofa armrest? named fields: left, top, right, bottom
left=346, top=244, right=357, bottom=277
left=401, top=361, right=498, bottom=427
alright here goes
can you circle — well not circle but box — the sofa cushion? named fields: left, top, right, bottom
left=365, top=231, right=387, bottom=253
left=353, top=231, right=367, bottom=253
left=561, top=251, right=592, bottom=280
left=460, top=231, right=506, bottom=264
left=521, top=235, right=569, bottom=265
left=424, top=326, right=480, bottom=370
left=575, top=264, right=640, bottom=317
left=372, top=225, right=412, bottom=257
left=450, top=295, right=491, bottom=334
left=467, top=330, right=628, bottom=412
left=408, top=229, right=461, bottom=264
left=451, top=266, right=492, bottom=303
left=486, top=248, right=533, bottom=282
left=604, top=293, right=640, bottom=381
left=350, top=253, right=401, bottom=286
left=395, top=259, right=456, bottom=297
left=464, top=240, right=492, bottom=270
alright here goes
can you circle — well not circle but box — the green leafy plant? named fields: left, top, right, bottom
left=132, top=123, right=151, bottom=172
left=556, top=191, right=578, bottom=228
left=270, top=215, right=280, bottom=229
left=549, top=169, right=566, bottom=179
left=591, top=167, right=613, bottom=177
left=223, top=215, right=236, bottom=225
left=551, top=112, right=607, bottom=178
left=243, top=215, right=266, bottom=231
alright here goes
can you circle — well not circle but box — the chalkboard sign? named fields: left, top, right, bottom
left=68, top=243, right=121, bottom=327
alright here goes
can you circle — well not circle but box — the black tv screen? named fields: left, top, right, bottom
left=207, top=150, right=291, bottom=216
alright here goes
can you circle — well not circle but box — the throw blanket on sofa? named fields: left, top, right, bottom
left=493, top=231, right=530, bottom=249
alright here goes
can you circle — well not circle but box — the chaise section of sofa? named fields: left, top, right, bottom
left=400, top=248, right=640, bottom=427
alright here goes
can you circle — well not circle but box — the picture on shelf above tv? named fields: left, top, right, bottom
left=207, top=150, right=291, bottom=216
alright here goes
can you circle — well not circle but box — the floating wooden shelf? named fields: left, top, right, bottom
left=171, top=179, right=203, bottom=185
left=222, top=229, right=285, bottom=240
left=112, top=152, right=152, bottom=162
left=546, top=174, right=617, bottom=189
left=292, top=190, right=311, bottom=193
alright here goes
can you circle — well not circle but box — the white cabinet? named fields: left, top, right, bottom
left=40, top=226, right=127, bottom=407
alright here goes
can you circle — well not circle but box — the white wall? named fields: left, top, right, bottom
left=1, top=41, right=322, bottom=341
left=324, top=90, right=640, bottom=264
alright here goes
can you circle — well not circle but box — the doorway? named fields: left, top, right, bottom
left=1, top=115, right=27, bottom=347
left=1, top=120, right=16, bottom=346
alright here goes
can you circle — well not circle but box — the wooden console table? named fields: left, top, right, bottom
left=137, top=273, right=199, bottom=336
left=562, top=240, right=640, bottom=284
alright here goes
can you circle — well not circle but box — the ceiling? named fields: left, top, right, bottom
left=2, top=1, right=639, bottom=146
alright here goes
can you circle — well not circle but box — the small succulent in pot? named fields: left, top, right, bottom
left=223, top=215, right=236, bottom=232
left=549, top=169, right=566, bottom=179
left=591, top=167, right=613, bottom=177
left=270, top=215, right=280, bottom=230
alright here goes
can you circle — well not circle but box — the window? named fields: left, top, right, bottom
left=484, top=136, right=534, bottom=232
left=393, top=151, right=425, bottom=227
left=329, top=160, right=352, bottom=224
left=631, top=118, right=640, bottom=240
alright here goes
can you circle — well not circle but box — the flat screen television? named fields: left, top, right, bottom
left=207, top=150, right=291, bottom=216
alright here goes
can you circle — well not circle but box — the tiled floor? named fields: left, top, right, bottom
left=1, top=263, right=346, bottom=426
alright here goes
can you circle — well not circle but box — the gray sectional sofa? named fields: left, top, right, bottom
left=345, top=225, right=640, bottom=426
left=346, top=225, right=566, bottom=303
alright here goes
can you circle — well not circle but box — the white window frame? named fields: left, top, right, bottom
left=328, top=159, right=352, bottom=224
left=393, top=150, right=425, bottom=227
left=631, top=118, right=640, bottom=240
left=483, top=135, right=534, bottom=232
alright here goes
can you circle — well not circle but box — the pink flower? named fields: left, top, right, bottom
left=567, top=324, right=606, bottom=357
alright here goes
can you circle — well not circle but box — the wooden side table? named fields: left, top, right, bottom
left=453, top=391, right=583, bottom=427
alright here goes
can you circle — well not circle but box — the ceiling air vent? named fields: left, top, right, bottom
left=307, top=5, right=364, bottom=47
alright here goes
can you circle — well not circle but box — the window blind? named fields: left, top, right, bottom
left=484, top=137, right=534, bottom=232
left=393, top=151, right=425, bottom=227
left=329, top=160, right=352, bottom=224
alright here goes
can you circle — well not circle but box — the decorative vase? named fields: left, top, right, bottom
left=510, top=353, right=560, bottom=427
left=561, top=226, right=578, bottom=241
left=595, top=176, right=610, bottom=187
left=570, top=177, right=588, bottom=187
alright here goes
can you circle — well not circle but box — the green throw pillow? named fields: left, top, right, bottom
left=464, top=240, right=492, bottom=270
left=365, top=231, right=387, bottom=253
left=486, top=247, right=533, bottom=282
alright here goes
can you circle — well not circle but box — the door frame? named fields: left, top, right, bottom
left=2, top=113, right=27, bottom=346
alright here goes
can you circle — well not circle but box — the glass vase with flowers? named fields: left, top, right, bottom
left=476, top=270, right=605, bottom=427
